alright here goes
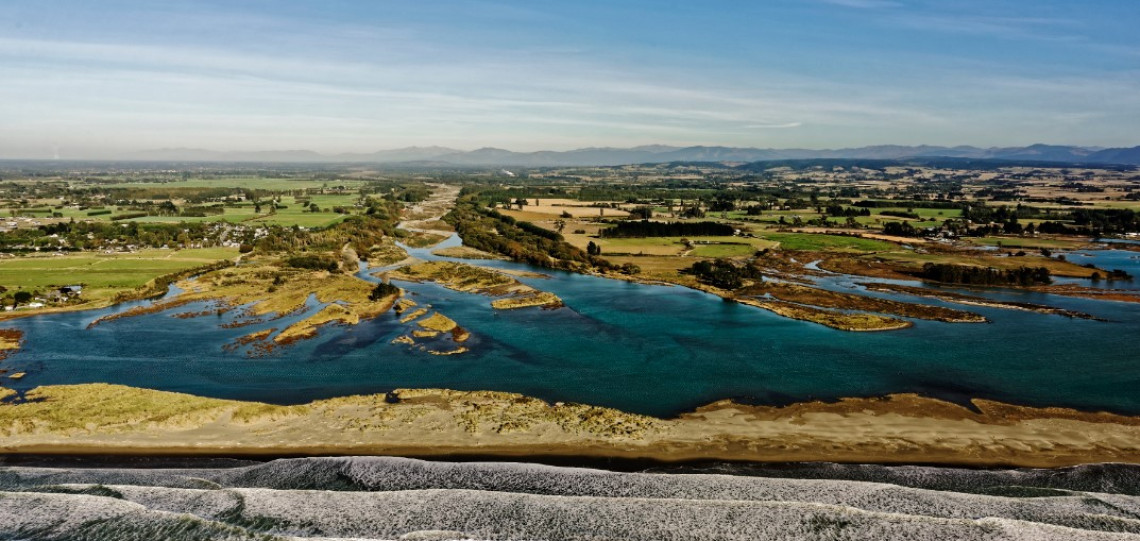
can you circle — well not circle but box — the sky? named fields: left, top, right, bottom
left=1, top=0, right=1138, bottom=158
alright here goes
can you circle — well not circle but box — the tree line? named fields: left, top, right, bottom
left=916, top=263, right=1052, bottom=286
left=444, top=201, right=608, bottom=271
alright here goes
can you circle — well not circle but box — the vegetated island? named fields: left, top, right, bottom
left=390, top=297, right=471, bottom=355
left=0, top=329, right=22, bottom=361
left=1, top=383, right=1138, bottom=468
left=430, top=245, right=508, bottom=260
left=0, top=329, right=23, bottom=381
left=384, top=261, right=563, bottom=310
left=83, top=258, right=477, bottom=357
left=858, top=282, right=1104, bottom=320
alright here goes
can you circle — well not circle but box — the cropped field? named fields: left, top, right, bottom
left=562, top=235, right=779, bottom=257
left=690, top=243, right=757, bottom=258
left=585, top=237, right=686, bottom=256
left=500, top=199, right=630, bottom=218
left=755, top=232, right=897, bottom=252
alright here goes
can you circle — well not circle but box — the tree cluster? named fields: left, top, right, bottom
left=825, top=205, right=872, bottom=218
left=685, top=259, right=763, bottom=290
left=444, top=201, right=609, bottom=271
left=369, top=282, right=401, bottom=300
left=285, top=254, right=341, bottom=272
left=917, top=263, right=1052, bottom=286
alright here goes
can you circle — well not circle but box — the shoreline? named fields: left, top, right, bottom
left=3, top=451, right=1134, bottom=475
left=1, top=384, right=1138, bottom=469
left=0, top=443, right=1124, bottom=470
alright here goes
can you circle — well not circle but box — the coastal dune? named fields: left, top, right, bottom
left=1, top=384, right=1138, bottom=468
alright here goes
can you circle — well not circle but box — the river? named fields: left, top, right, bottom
left=2, top=234, right=1139, bottom=418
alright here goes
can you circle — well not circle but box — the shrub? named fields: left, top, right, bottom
left=285, top=254, right=339, bottom=272
left=369, top=282, right=400, bottom=301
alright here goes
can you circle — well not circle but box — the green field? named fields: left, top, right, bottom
left=1, top=193, right=361, bottom=229
left=591, top=235, right=778, bottom=257
left=248, top=195, right=357, bottom=228
left=128, top=206, right=261, bottom=224
left=0, top=248, right=238, bottom=298
left=690, top=243, right=757, bottom=257
left=755, top=232, right=898, bottom=252
left=592, top=237, right=686, bottom=255
left=97, top=177, right=366, bottom=191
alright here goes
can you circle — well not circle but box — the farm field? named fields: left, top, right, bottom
left=0, top=247, right=239, bottom=302
left=248, top=195, right=358, bottom=228
left=964, top=236, right=1094, bottom=250
left=753, top=232, right=897, bottom=252
left=97, top=177, right=367, bottom=191
left=559, top=234, right=779, bottom=257
left=868, top=250, right=1102, bottom=278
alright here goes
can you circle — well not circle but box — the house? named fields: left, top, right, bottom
left=48, top=285, right=83, bottom=300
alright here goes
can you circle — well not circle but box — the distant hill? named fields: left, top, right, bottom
left=125, top=148, right=328, bottom=162
left=122, top=144, right=1140, bottom=167
left=1088, top=146, right=1140, bottom=165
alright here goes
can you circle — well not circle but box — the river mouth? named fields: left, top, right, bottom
left=1, top=232, right=1139, bottom=419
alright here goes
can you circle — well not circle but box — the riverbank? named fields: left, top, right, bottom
left=860, top=282, right=1105, bottom=319
left=1, top=384, right=1137, bottom=468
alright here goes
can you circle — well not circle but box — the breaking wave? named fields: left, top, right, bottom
left=1, top=456, right=1139, bottom=540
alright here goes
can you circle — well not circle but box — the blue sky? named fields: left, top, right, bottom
left=1, top=0, right=1138, bottom=157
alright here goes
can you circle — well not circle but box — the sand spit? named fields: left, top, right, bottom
left=741, top=282, right=987, bottom=324
left=430, top=245, right=507, bottom=260
left=736, top=298, right=914, bottom=332
left=860, top=282, right=1105, bottom=320
left=1031, top=284, right=1140, bottom=304
left=1, top=384, right=1138, bottom=468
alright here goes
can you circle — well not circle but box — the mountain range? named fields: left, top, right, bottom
left=123, top=144, right=1140, bottom=167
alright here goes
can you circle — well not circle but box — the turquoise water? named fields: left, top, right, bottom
left=2, top=236, right=1139, bottom=417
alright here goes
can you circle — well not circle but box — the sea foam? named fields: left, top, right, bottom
left=1, top=457, right=1138, bottom=540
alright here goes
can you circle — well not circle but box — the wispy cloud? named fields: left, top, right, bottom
left=745, top=122, right=804, bottom=129
left=0, top=1, right=1136, bottom=156
left=893, top=13, right=1083, bottom=41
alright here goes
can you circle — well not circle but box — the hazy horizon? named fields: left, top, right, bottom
left=2, top=1, right=1138, bottom=159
